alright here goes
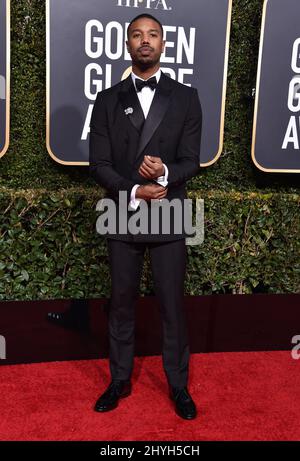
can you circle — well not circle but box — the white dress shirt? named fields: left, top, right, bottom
left=129, top=68, right=168, bottom=211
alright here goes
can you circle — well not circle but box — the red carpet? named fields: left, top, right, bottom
left=0, top=351, right=299, bottom=441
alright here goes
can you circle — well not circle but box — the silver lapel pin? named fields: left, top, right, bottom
left=124, top=107, right=133, bottom=115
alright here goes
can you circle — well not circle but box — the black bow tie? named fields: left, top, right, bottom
left=135, top=76, right=157, bottom=92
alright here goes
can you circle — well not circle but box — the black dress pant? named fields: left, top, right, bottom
left=107, top=237, right=190, bottom=388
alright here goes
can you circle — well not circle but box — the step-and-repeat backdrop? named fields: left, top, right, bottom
left=2, top=0, right=300, bottom=173
left=0, top=0, right=9, bottom=158
left=46, top=0, right=232, bottom=166
left=252, top=0, right=300, bottom=172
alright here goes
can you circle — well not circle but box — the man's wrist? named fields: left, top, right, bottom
left=158, top=164, right=165, bottom=177
left=135, top=185, right=142, bottom=199
left=156, top=165, right=165, bottom=180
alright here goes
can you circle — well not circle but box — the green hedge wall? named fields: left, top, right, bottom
left=0, top=1, right=299, bottom=300
left=0, top=189, right=299, bottom=300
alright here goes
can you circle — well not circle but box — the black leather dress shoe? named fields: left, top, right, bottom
left=169, top=386, right=197, bottom=420
left=94, top=379, right=132, bottom=412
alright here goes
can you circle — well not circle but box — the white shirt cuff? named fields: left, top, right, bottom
left=129, top=184, right=141, bottom=210
left=155, top=163, right=168, bottom=187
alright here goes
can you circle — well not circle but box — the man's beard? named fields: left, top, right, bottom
left=132, top=55, right=160, bottom=70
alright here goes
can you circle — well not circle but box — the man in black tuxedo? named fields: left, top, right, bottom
left=89, top=13, right=202, bottom=420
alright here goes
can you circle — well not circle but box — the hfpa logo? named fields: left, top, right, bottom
left=117, top=0, right=172, bottom=11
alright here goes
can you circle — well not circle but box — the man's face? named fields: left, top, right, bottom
left=126, top=18, right=165, bottom=68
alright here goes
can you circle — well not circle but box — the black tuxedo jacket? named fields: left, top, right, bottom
left=89, top=71, right=202, bottom=243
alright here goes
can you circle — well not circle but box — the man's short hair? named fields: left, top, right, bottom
left=127, top=14, right=164, bottom=38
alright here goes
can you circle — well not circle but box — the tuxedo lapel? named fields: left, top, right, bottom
left=136, top=72, right=173, bottom=160
left=118, top=76, right=145, bottom=133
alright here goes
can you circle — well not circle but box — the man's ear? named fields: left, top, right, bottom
left=161, top=40, right=166, bottom=53
left=126, top=40, right=130, bottom=52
